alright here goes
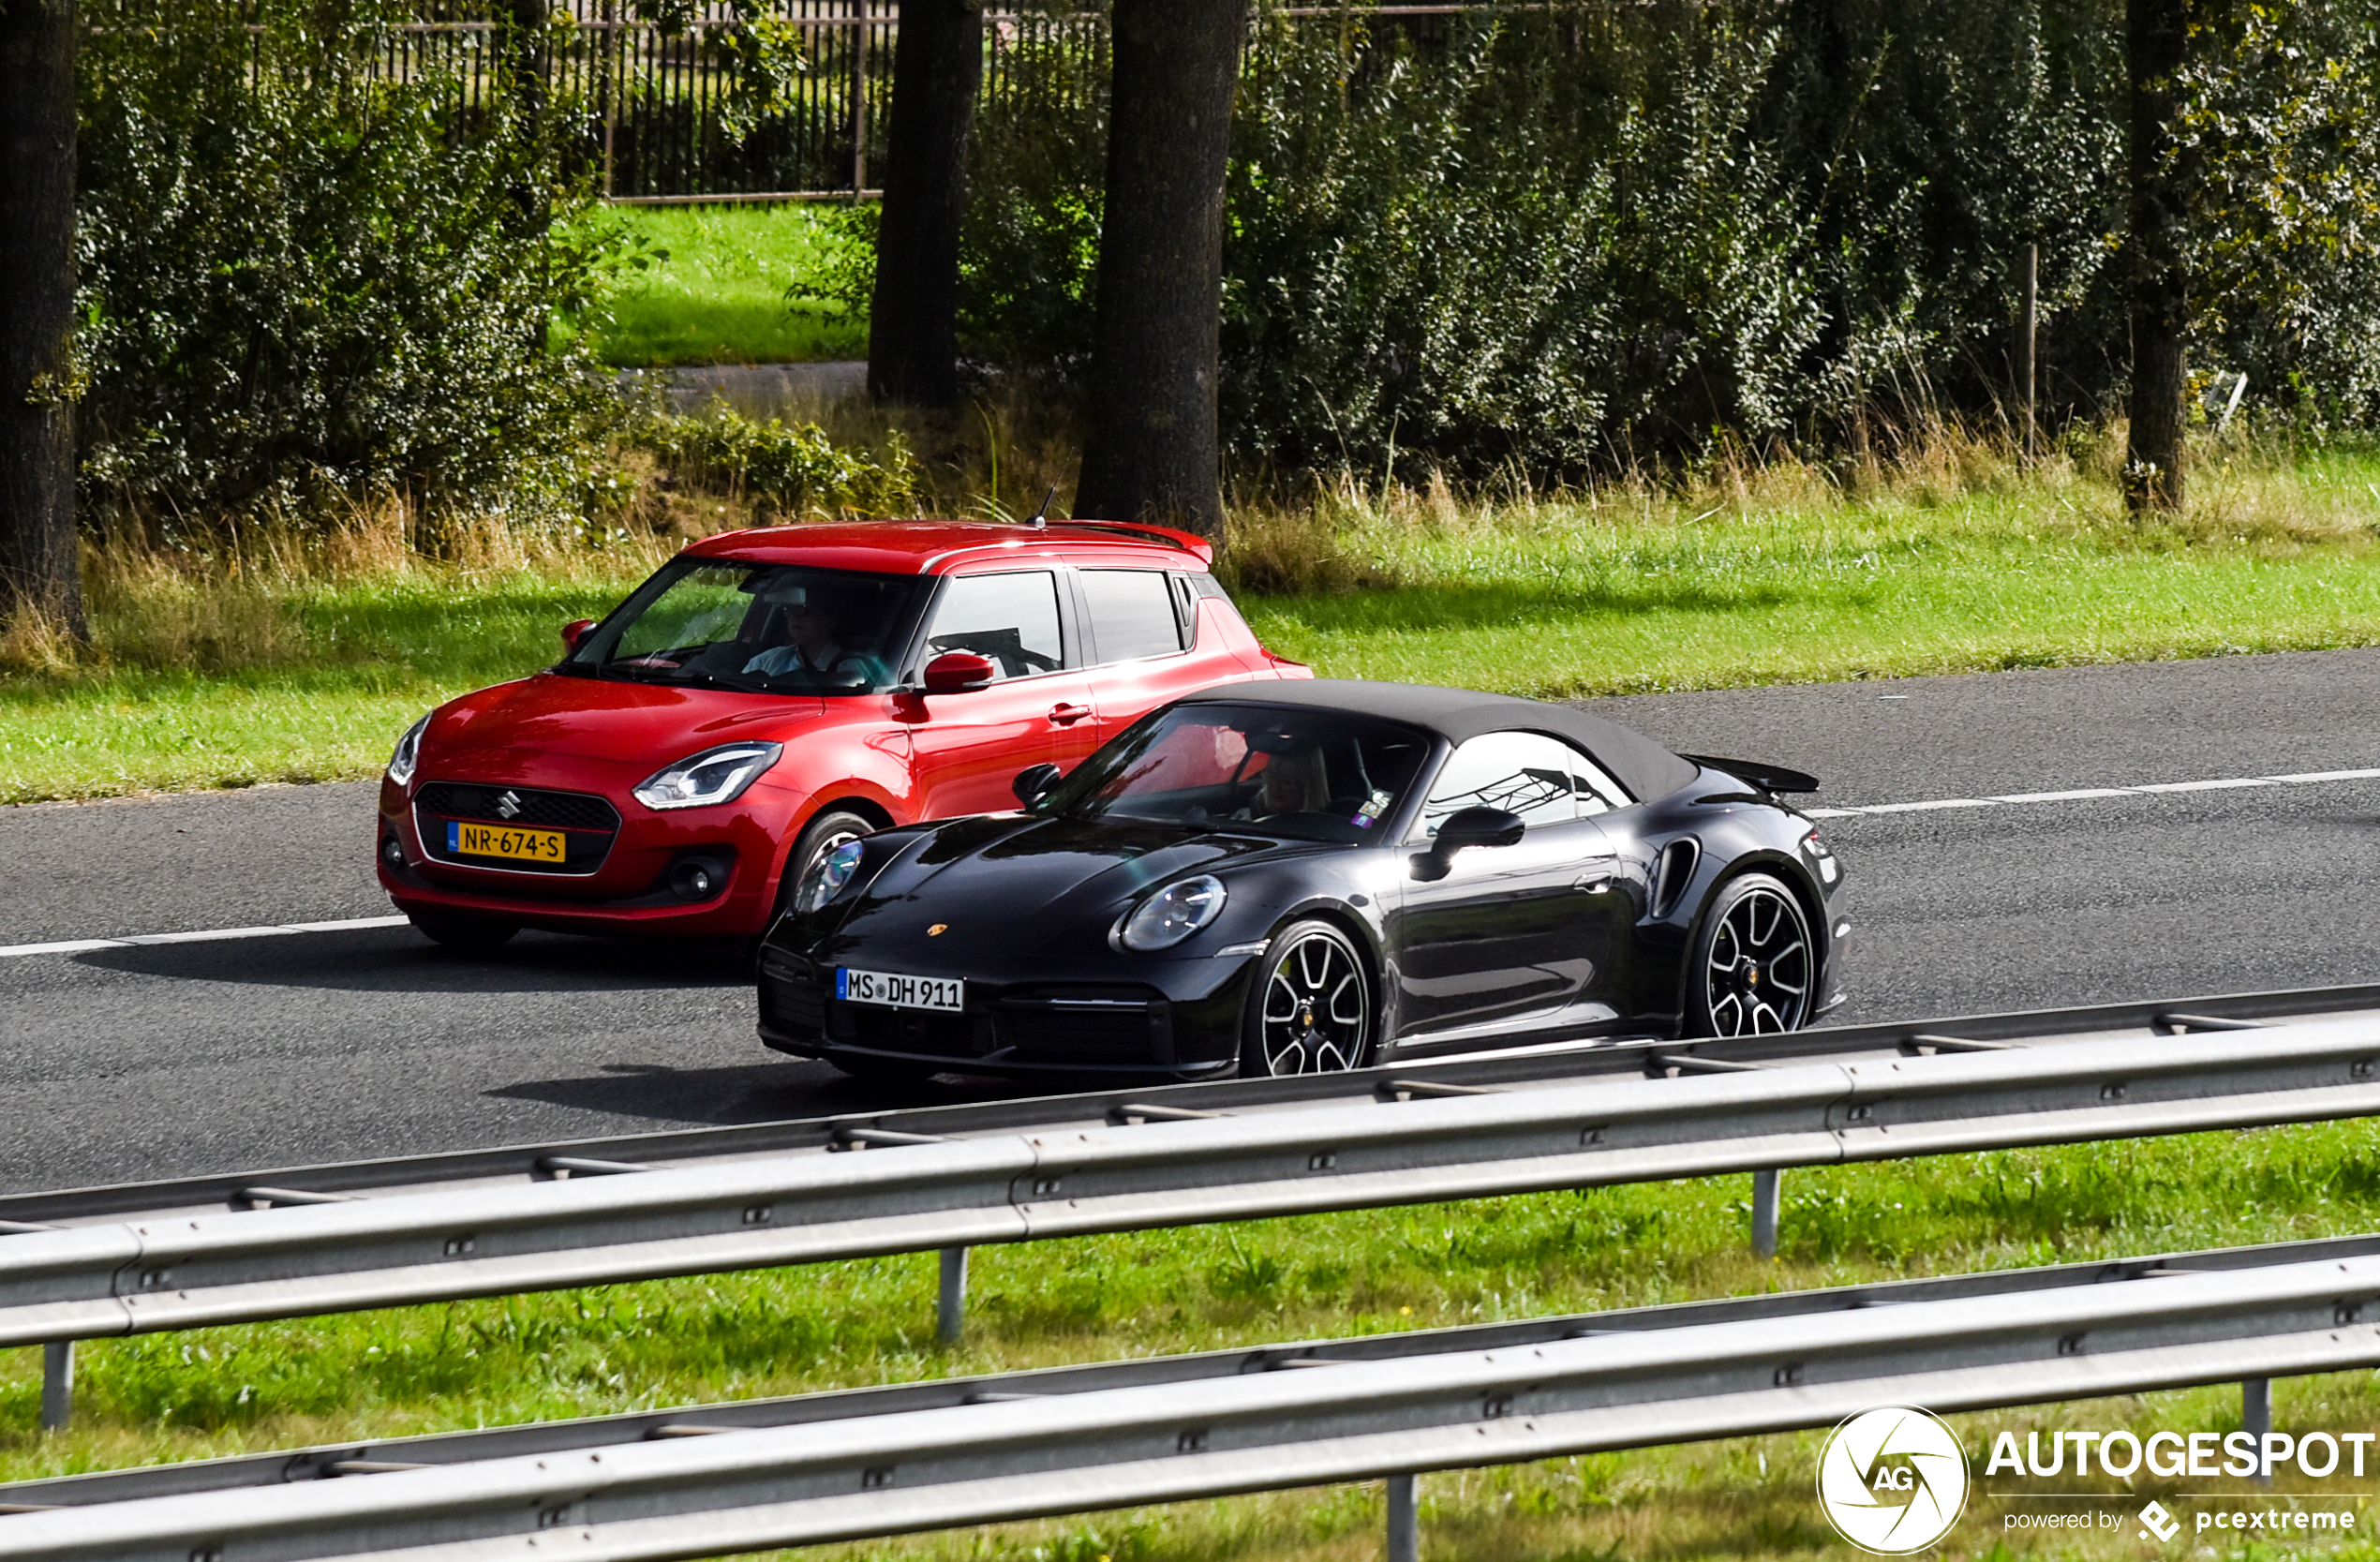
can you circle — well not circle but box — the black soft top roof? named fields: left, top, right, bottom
left=1177, top=679, right=1700, bottom=803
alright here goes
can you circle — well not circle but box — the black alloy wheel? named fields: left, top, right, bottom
left=1242, top=920, right=1374, bottom=1077
left=408, top=913, right=520, bottom=950
left=1686, top=871, right=1814, bottom=1037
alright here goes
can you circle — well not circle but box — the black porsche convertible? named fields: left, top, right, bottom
left=756, top=680, right=1847, bottom=1079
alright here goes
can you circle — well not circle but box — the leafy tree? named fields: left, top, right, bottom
left=75, top=0, right=617, bottom=538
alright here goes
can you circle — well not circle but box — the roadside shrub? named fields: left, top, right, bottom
left=631, top=409, right=920, bottom=523
left=76, top=0, right=619, bottom=535
left=960, top=0, right=2380, bottom=480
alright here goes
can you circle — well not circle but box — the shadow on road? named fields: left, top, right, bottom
left=484, top=1058, right=1030, bottom=1126
left=70, top=928, right=753, bottom=994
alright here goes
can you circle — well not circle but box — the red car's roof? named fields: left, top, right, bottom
left=679, top=519, right=1214, bottom=573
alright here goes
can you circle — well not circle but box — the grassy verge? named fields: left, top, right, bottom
left=7, top=1124, right=2380, bottom=1559
left=10, top=433, right=2380, bottom=804
left=0, top=520, right=670, bottom=805
left=580, top=203, right=865, bottom=367
left=1232, top=438, right=2380, bottom=694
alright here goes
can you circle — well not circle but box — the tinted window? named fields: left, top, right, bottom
left=922, top=572, right=1065, bottom=680
left=1081, top=570, right=1187, bottom=662
left=1042, top=704, right=1431, bottom=842
left=1418, top=731, right=1605, bottom=837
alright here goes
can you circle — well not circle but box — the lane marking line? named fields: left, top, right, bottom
left=1808, top=767, right=2380, bottom=820
left=17, top=765, right=2380, bottom=952
left=0, top=915, right=411, bottom=960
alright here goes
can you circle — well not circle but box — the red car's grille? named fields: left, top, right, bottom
left=415, top=782, right=618, bottom=876
left=416, top=782, right=619, bottom=832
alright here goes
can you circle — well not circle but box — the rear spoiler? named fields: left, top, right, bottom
left=1681, top=753, right=1822, bottom=795
left=1051, top=518, right=1216, bottom=568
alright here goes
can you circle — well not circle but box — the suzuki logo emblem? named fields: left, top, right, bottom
left=494, top=790, right=523, bottom=820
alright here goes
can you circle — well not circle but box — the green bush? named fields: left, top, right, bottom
left=632, top=409, right=919, bottom=522
left=959, top=0, right=2380, bottom=477
left=76, top=0, right=619, bottom=532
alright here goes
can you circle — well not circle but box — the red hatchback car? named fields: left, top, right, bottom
left=376, top=520, right=1307, bottom=947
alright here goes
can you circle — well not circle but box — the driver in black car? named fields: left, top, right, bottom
left=1251, top=741, right=1331, bottom=820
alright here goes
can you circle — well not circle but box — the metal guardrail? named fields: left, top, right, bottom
left=4, top=985, right=2380, bottom=1430
left=7, top=1229, right=2380, bottom=1559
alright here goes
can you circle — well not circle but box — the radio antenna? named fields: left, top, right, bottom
left=1024, top=485, right=1058, bottom=528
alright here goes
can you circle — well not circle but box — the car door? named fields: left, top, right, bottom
left=1385, top=731, right=1634, bottom=1046
left=1074, top=568, right=1242, bottom=746
left=903, top=569, right=1100, bottom=819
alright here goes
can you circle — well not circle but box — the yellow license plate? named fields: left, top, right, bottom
left=448, top=819, right=567, bottom=864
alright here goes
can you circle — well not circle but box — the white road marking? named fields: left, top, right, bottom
left=13, top=764, right=2380, bottom=953
left=1807, top=767, right=2380, bottom=820
left=0, top=915, right=411, bottom=960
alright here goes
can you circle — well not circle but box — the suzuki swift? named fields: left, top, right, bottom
left=376, top=520, right=1306, bottom=947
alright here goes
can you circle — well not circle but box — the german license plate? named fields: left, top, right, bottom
left=448, top=819, right=566, bottom=864
left=837, top=967, right=964, bottom=1012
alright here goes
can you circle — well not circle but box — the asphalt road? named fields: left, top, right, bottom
left=4, top=647, right=2376, bottom=1194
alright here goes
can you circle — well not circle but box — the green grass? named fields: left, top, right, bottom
left=1235, top=443, right=2380, bottom=695
left=13, top=439, right=2380, bottom=804
left=580, top=203, right=866, bottom=367
left=0, top=551, right=665, bottom=804
left=9, top=1124, right=2380, bottom=1559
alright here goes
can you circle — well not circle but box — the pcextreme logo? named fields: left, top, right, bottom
left=1817, top=1406, right=1971, bottom=1555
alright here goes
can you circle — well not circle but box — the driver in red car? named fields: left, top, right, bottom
left=375, top=520, right=1307, bottom=950
left=741, top=583, right=885, bottom=687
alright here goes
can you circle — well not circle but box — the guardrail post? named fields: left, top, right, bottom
left=2244, top=1377, right=2270, bottom=1483
left=937, top=1246, right=969, bottom=1345
left=39, top=1341, right=73, bottom=1431
left=1386, top=1472, right=1419, bottom=1562
left=1750, top=1168, right=1781, bottom=1258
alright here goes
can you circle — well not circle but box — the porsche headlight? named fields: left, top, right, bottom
left=1117, top=874, right=1227, bottom=952
left=386, top=714, right=431, bottom=787
left=632, top=742, right=782, bottom=811
left=796, top=839, right=867, bottom=915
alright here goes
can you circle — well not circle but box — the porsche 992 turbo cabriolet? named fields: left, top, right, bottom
left=756, top=680, right=1848, bottom=1079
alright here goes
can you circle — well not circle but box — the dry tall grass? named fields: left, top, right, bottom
left=2, top=498, right=678, bottom=680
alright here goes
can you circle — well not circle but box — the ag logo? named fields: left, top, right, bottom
left=1816, top=1406, right=1970, bottom=1554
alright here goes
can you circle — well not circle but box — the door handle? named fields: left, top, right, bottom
left=1573, top=857, right=1619, bottom=892
left=1049, top=703, right=1093, bottom=725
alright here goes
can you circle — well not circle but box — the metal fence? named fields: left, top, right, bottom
left=6, top=1227, right=2377, bottom=1559
left=7, top=984, right=2380, bottom=1433
left=107, top=3, right=1502, bottom=202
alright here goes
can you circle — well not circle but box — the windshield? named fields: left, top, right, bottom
left=562, top=559, right=929, bottom=694
left=1040, top=703, right=1434, bottom=842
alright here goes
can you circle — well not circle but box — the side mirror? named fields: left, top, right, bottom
left=560, top=618, right=596, bottom=655
left=1013, top=762, right=1063, bottom=808
left=923, top=650, right=997, bottom=694
left=1410, top=806, right=1525, bottom=881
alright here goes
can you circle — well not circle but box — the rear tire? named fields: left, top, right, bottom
left=408, top=913, right=520, bottom=951
left=1240, top=919, right=1376, bottom=1077
left=1683, top=872, right=1814, bottom=1036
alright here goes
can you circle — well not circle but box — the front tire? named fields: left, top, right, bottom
left=1241, top=920, right=1375, bottom=1077
left=408, top=913, right=520, bottom=951
left=777, top=809, right=877, bottom=919
left=1684, top=871, right=1814, bottom=1036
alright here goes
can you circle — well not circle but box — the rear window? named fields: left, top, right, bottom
left=1081, top=570, right=1187, bottom=662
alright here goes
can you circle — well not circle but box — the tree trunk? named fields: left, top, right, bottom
left=1073, top=0, right=1245, bottom=541
left=0, top=0, right=84, bottom=638
left=868, top=0, right=982, bottom=409
left=2124, top=0, right=2189, bottom=514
